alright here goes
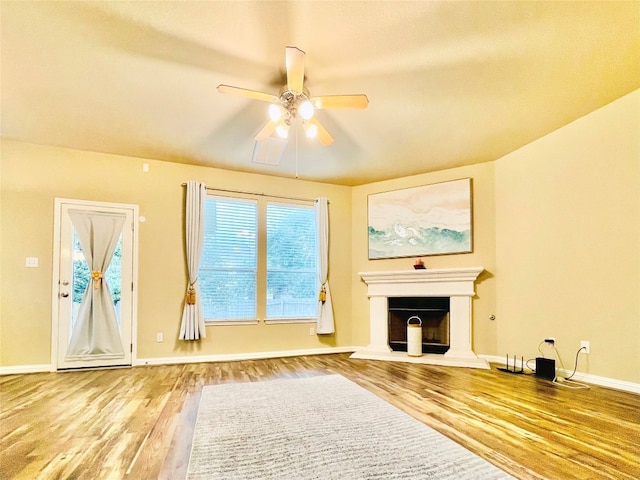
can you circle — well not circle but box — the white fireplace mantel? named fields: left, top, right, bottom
left=351, top=267, right=489, bottom=369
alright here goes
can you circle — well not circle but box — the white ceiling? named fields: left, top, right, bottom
left=1, top=1, right=638, bottom=186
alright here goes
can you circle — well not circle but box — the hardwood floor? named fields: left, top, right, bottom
left=1, top=354, right=638, bottom=480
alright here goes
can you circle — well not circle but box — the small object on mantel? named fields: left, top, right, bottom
left=413, top=258, right=425, bottom=269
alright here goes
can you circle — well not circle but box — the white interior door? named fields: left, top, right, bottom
left=53, top=199, right=137, bottom=370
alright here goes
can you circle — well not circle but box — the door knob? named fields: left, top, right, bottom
left=60, top=292, right=69, bottom=298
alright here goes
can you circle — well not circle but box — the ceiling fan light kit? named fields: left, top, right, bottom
left=217, top=46, right=368, bottom=149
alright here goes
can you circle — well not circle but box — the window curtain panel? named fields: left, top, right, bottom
left=66, top=210, right=126, bottom=360
left=179, top=181, right=207, bottom=340
left=315, top=197, right=335, bottom=334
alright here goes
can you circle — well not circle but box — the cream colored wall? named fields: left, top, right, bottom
left=494, top=90, right=640, bottom=383
left=350, top=164, right=498, bottom=354
left=2, top=90, right=638, bottom=384
left=0, top=140, right=352, bottom=367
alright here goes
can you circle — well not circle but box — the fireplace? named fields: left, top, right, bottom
left=388, top=297, right=450, bottom=354
left=351, top=267, right=488, bottom=369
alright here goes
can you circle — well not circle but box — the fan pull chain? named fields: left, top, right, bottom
left=295, top=121, right=299, bottom=179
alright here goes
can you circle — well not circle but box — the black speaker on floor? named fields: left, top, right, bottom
left=535, top=357, right=556, bottom=380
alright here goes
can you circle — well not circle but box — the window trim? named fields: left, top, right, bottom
left=204, top=318, right=316, bottom=326
left=263, top=317, right=317, bottom=325
left=205, top=319, right=260, bottom=326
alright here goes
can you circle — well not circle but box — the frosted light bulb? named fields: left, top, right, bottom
left=305, top=123, right=318, bottom=138
left=269, top=104, right=282, bottom=121
left=276, top=124, right=289, bottom=138
left=299, top=100, right=314, bottom=120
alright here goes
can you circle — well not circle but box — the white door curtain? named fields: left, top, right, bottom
left=65, top=210, right=126, bottom=360
left=180, top=181, right=207, bottom=340
left=315, top=197, right=335, bottom=334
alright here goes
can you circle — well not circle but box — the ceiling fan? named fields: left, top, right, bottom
left=217, top=46, right=368, bottom=146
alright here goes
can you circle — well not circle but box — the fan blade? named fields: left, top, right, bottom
left=308, top=117, right=334, bottom=146
left=254, top=119, right=284, bottom=141
left=217, top=84, right=278, bottom=103
left=311, top=94, right=369, bottom=110
left=285, top=46, right=305, bottom=93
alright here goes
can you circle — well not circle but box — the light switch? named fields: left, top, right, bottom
left=26, top=257, right=39, bottom=268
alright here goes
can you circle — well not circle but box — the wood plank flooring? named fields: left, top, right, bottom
left=1, top=353, right=639, bottom=480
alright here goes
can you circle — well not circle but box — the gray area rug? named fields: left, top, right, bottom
left=186, top=374, right=514, bottom=479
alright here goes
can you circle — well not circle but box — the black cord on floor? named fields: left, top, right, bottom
left=553, top=346, right=590, bottom=389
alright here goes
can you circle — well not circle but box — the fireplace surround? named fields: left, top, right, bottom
left=351, top=267, right=488, bottom=369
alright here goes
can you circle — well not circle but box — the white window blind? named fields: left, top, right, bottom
left=266, top=202, right=318, bottom=319
left=200, top=196, right=257, bottom=320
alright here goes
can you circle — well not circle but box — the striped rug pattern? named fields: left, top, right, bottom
left=186, top=374, right=514, bottom=480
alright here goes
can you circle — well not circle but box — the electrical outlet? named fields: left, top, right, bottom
left=580, top=340, right=590, bottom=354
left=156, top=332, right=163, bottom=343
left=25, top=257, right=39, bottom=268
left=309, top=327, right=315, bottom=336
left=544, top=337, right=555, bottom=344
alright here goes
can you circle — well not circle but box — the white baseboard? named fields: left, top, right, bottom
left=3, top=352, right=637, bottom=396
left=480, top=354, right=640, bottom=395
left=135, top=346, right=358, bottom=366
left=0, top=364, right=52, bottom=375
left=557, top=371, right=640, bottom=394
left=0, top=348, right=357, bottom=375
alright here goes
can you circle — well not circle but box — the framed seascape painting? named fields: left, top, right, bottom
left=368, top=178, right=472, bottom=259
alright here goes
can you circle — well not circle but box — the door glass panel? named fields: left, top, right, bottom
left=105, top=235, right=123, bottom=329
left=71, top=230, right=87, bottom=337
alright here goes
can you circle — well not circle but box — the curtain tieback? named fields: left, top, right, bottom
left=91, top=270, right=103, bottom=289
left=186, top=281, right=197, bottom=305
left=318, top=284, right=326, bottom=303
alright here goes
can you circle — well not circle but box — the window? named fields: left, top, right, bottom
left=266, top=203, right=318, bottom=320
left=199, top=195, right=318, bottom=322
left=200, top=197, right=258, bottom=320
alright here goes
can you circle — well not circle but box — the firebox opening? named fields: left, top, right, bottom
left=388, top=297, right=450, bottom=354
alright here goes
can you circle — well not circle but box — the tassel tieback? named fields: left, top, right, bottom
left=91, top=271, right=103, bottom=289
left=185, top=284, right=197, bottom=305
left=318, top=285, right=326, bottom=303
